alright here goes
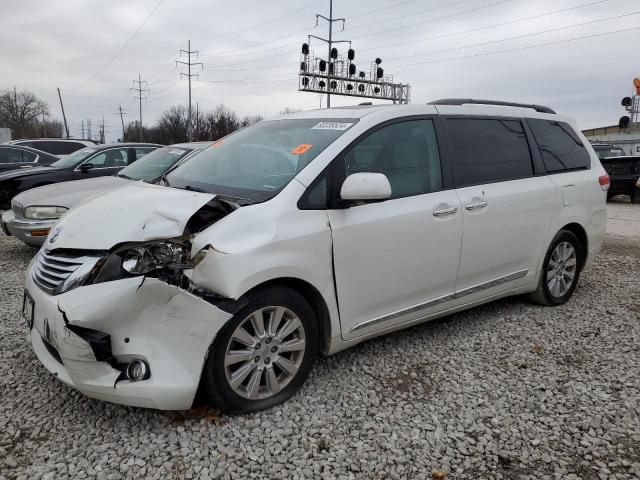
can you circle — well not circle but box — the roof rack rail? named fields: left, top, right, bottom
left=428, top=98, right=556, bottom=114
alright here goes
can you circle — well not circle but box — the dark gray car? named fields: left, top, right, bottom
left=0, top=145, right=60, bottom=173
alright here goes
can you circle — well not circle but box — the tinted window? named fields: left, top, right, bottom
left=0, top=148, right=36, bottom=163
left=528, top=119, right=590, bottom=172
left=342, top=119, right=442, bottom=198
left=86, top=149, right=129, bottom=168
left=60, top=142, right=85, bottom=155
left=446, top=118, right=533, bottom=187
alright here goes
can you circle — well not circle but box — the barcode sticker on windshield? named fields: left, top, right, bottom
left=311, top=121, right=354, bottom=130
left=168, top=149, right=184, bottom=155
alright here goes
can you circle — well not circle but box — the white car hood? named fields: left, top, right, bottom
left=46, top=182, right=214, bottom=250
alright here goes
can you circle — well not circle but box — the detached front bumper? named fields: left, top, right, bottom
left=24, top=267, right=232, bottom=410
left=2, top=210, right=56, bottom=246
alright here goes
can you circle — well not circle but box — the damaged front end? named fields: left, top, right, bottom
left=25, top=184, right=242, bottom=410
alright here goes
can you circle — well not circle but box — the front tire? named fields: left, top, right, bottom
left=201, top=286, right=318, bottom=413
left=529, top=230, right=583, bottom=306
left=631, top=188, right=640, bottom=204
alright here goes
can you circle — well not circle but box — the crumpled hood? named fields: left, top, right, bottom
left=45, top=182, right=214, bottom=250
left=13, top=176, right=132, bottom=210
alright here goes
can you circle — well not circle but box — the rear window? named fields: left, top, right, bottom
left=445, top=118, right=533, bottom=187
left=528, top=119, right=590, bottom=172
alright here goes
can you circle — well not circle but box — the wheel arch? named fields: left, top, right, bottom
left=240, top=277, right=333, bottom=355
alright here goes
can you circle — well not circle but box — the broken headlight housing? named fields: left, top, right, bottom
left=88, top=239, right=210, bottom=286
left=120, top=241, right=195, bottom=275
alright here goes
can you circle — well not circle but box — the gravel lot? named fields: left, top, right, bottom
left=1, top=202, right=639, bottom=480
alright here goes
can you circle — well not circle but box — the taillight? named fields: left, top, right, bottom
left=598, top=174, right=610, bottom=191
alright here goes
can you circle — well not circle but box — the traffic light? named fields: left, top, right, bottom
left=634, top=78, right=640, bottom=96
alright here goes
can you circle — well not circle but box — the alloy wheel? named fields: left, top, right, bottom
left=224, top=306, right=306, bottom=400
left=546, top=241, right=577, bottom=297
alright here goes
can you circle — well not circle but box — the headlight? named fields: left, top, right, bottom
left=120, top=241, right=201, bottom=275
left=24, top=206, right=68, bottom=220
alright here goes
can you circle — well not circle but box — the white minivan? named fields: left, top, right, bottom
left=22, top=100, right=609, bottom=412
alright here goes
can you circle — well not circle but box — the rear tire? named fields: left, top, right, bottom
left=201, top=286, right=318, bottom=413
left=631, top=188, right=640, bottom=204
left=529, top=230, right=583, bottom=306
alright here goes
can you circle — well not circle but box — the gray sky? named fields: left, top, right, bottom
left=1, top=0, right=638, bottom=141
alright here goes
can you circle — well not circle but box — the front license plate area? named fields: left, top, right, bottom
left=22, top=291, right=34, bottom=329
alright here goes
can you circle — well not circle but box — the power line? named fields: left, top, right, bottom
left=392, top=24, right=640, bottom=69
left=384, top=10, right=640, bottom=64
left=351, top=0, right=514, bottom=40
left=347, top=0, right=422, bottom=21
left=194, top=0, right=324, bottom=40
left=346, top=0, right=476, bottom=32
left=198, top=0, right=515, bottom=70
left=357, top=0, right=610, bottom=53
left=74, top=0, right=166, bottom=89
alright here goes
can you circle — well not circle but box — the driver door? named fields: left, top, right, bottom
left=75, top=147, right=132, bottom=178
left=327, top=119, right=463, bottom=340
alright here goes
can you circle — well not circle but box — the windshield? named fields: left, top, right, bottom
left=118, top=146, right=196, bottom=181
left=593, top=145, right=625, bottom=159
left=166, top=118, right=357, bottom=202
left=50, top=148, right=98, bottom=168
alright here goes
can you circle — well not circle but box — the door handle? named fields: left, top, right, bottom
left=465, top=201, right=488, bottom=211
left=433, top=206, right=458, bottom=217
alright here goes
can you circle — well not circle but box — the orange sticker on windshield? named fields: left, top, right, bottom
left=291, top=143, right=312, bottom=154
left=212, top=139, right=224, bottom=148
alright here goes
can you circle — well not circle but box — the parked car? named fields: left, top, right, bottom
left=600, top=155, right=640, bottom=203
left=0, top=145, right=60, bottom=173
left=21, top=100, right=608, bottom=412
left=0, top=143, right=161, bottom=210
left=590, top=142, right=625, bottom=160
left=2, top=142, right=212, bottom=246
left=7, top=138, right=98, bottom=157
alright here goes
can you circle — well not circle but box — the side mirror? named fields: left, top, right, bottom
left=79, top=163, right=94, bottom=172
left=340, top=172, right=392, bottom=202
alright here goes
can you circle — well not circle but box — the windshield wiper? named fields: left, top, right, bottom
left=118, top=173, right=132, bottom=180
left=184, top=185, right=208, bottom=193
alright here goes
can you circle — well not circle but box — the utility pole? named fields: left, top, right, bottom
left=195, top=102, right=199, bottom=141
left=57, top=87, right=70, bottom=138
left=310, top=0, right=347, bottom=108
left=117, top=106, right=127, bottom=142
left=42, top=112, right=47, bottom=137
left=99, top=116, right=105, bottom=144
left=87, top=119, right=93, bottom=141
left=177, top=40, right=203, bottom=142
left=131, top=73, right=149, bottom=142
left=81, top=120, right=85, bottom=140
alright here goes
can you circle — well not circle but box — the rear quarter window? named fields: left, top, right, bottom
left=445, top=118, right=534, bottom=187
left=527, top=119, right=590, bottom=172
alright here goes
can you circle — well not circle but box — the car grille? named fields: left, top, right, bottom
left=32, top=250, right=103, bottom=295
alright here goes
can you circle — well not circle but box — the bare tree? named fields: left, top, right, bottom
left=0, top=88, right=49, bottom=138
left=123, top=104, right=262, bottom=144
